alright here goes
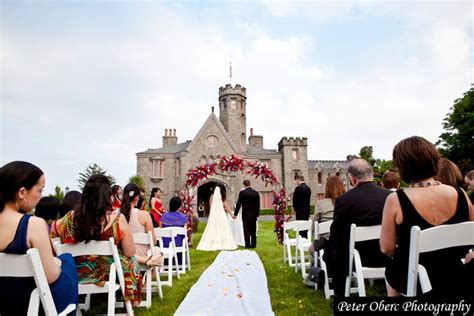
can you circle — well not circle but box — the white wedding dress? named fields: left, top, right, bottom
left=197, top=187, right=238, bottom=251
left=228, top=208, right=245, bottom=246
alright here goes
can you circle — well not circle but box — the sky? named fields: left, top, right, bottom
left=1, top=0, right=473, bottom=194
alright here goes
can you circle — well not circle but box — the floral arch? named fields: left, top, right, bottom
left=179, top=155, right=289, bottom=244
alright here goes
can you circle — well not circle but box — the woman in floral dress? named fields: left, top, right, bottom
left=51, top=174, right=142, bottom=307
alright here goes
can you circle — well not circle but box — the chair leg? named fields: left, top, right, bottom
left=107, top=287, right=115, bottom=316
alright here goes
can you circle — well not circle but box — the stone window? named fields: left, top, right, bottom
left=241, top=133, right=245, bottom=147
left=152, top=159, right=163, bottom=178
left=175, top=158, right=181, bottom=176
left=317, top=172, right=322, bottom=184
left=292, top=148, right=298, bottom=160
left=260, top=192, right=272, bottom=209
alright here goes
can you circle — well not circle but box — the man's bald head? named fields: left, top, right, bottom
left=348, top=159, right=374, bottom=183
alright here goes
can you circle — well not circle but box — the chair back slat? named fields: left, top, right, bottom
left=56, top=239, right=114, bottom=257
left=314, top=220, right=332, bottom=239
left=407, top=222, right=474, bottom=296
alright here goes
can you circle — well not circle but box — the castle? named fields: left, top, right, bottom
left=136, top=83, right=351, bottom=215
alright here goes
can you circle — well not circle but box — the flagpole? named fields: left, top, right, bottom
left=229, top=61, right=232, bottom=85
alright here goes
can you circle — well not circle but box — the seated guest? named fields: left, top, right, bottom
left=381, top=171, right=400, bottom=191
left=35, top=196, right=60, bottom=228
left=465, top=170, right=474, bottom=204
left=322, top=158, right=391, bottom=298
left=121, top=183, right=163, bottom=267
left=149, top=187, right=165, bottom=227
left=136, top=187, right=146, bottom=211
left=50, top=174, right=143, bottom=307
left=0, top=161, right=78, bottom=315
left=59, top=190, right=81, bottom=218
left=313, top=175, right=345, bottom=224
left=381, top=136, right=473, bottom=297
left=111, top=184, right=122, bottom=210
left=435, top=158, right=464, bottom=188
left=160, top=197, right=187, bottom=264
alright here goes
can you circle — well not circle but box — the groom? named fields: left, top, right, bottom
left=234, top=180, right=260, bottom=248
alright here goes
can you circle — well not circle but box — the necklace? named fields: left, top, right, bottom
left=410, top=180, right=441, bottom=188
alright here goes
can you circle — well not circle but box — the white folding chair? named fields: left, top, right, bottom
left=169, top=225, right=191, bottom=274
left=132, top=231, right=163, bottom=307
left=154, top=227, right=180, bottom=287
left=312, top=220, right=332, bottom=293
left=345, top=224, right=386, bottom=297
left=55, top=237, right=133, bottom=316
left=0, top=248, right=76, bottom=316
left=295, top=220, right=313, bottom=276
left=407, top=222, right=474, bottom=296
left=283, top=221, right=298, bottom=267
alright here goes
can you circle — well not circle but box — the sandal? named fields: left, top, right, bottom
left=144, top=254, right=164, bottom=268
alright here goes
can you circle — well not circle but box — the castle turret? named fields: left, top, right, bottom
left=218, top=84, right=247, bottom=152
left=278, top=137, right=309, bottom=192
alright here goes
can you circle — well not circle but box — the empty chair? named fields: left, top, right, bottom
left=283, top=221, right=298, bottom=267
left=0, top=248, right=76, bottom=316
left=295, top=220, right=313, bottom=276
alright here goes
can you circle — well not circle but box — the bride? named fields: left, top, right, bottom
left=197, top=186, right=238, bottom=251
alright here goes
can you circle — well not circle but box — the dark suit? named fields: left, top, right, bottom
left=234, top=187, right=260, bottom=248
left=293, top=182, right=311, bottom=238
left=322, top=181, right=391, bottom=297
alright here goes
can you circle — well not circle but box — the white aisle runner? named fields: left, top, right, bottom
left=175, top=250, right=274, bottom=316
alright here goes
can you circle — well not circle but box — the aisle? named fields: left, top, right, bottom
left=175, top=250, right=274, bottom=316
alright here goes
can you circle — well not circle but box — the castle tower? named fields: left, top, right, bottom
left=278, top=137, right=309, bottom=193
left=218, top=84, right=247, bottom=152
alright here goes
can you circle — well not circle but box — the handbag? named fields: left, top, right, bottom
left=305, top=266, right=325, bottom=286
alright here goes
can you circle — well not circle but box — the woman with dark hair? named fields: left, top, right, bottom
left=0, top=161, right=78, bottom=315
left=435, top=158, right=464, bottom=188
left=35, top=196, right=60, bottom=227
left=50, top=174, right=142, bottom=307
left=121, top=183, right=162, bottom=267
left=136, top=187, right=146, bottom=211
left=111, top=184, right=122, bottom=210
left=380, top=136, right=473, bottom=297
left=59, top=190, right=81, bottom=218
left=149, top=187, right=164, bottom=227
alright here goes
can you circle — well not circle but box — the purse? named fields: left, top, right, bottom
left=305, top=266, right=325, bottom=286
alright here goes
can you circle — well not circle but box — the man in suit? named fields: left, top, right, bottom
left=292, top=175, right=311, bottom=238
left=322, top=158, right=391, bottom=298
left=234, top=180, right=260, bottom=248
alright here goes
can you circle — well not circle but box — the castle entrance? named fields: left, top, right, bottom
left=197, top=181, right=227, bottom=217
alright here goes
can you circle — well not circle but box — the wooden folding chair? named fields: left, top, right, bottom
left=0, top=248, right=76, bottom=316
left=345, top=224, right=385, bottom=297
left=55, top=237, right=133, bottom=315
left=132, top=231, right=163, bottom=307
left=407, top=222, right=474, bottom=296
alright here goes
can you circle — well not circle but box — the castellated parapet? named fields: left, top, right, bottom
left=278, top=137, right=308, bottom=150
left=219, top=84, right=247, bottom=98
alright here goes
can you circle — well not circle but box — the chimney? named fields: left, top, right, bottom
left=163, top=128, right=178, bottom=147
left=248, top=128, right=264, bottom=148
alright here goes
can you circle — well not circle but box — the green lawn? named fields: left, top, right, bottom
left=88, top=221, right=383, bottom=315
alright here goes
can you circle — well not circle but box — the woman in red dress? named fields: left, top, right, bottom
left=149, top=187, right=164, bottom=227
left=111, top=184, right=122, bottom=210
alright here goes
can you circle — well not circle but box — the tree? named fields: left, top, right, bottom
left=49, top=185, right=64, bottom=202
left=437, top=85, right=474, bottom=174
left=355, top=146, right=397, bottom=185
left=129, top=174, right=145, bottom=191
left=78, top=163, right=116, bottom=190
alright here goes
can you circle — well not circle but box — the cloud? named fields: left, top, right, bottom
left=1, top=1, right=472, bottom=194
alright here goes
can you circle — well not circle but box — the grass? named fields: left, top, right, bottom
left=87, top=221, right=383, bottom=315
